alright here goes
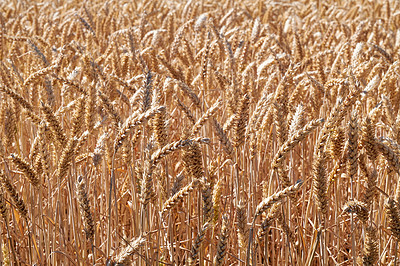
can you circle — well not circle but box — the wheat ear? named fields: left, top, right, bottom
left=151, top=138, right=209, bottom=166
left=24, top=64, right=58, bottom=87
left=40, top=101, right=67, bottom=147
left=0, top=86, right=41, bottom=123
left=342, top=200, right=369, bottom=224
left=201, top=180, right=214, bottom=223
left=358, top=153, right=377, bottom=208
left=212, top=179, right=223, bottom=224
left=175, top=97, right=196, bottom=125
left=362, top=225, right=379, bottom=265
left=182, top=139, right=204, bottom=180
left=385, top=198, right=400, bottom=241
left=313, top=151, right=328, bottom=216
left=92, top=131, right=108, bottom=167
left=376, top=140, right=400, bottom=173
left=10, top=153, right=39, bottom=186
left=237, top=201, right=249, bottom=250
left=56, top=137, right=78, bottom=181
left=214, top=214, right=230, bottom=265
left=273, top=119, right=324, bottom=168
left=114, top=106, right=165, bottom=152
left=191, top=97, right=221, bottom=136
left=361, top=116, right=378, bottom=162
left=152, top=105, right=168, bottom=147
left=97, top=90, right=122, bottom=128
left=189, top=222, right=210, bottom=265
left=76, top=175, right=95, bottom=243
left=212, top=118, right=234, bottom=156
left=233, top=94, right=250, bottom=147
left=114, top=236, right=146, bottom=265
left=256, top=203, right=281, bottom=246
left=254, top=180, right=303, bottom=220
left=161, top=179, right=200, bottom=215
left=329, top=127, right=345, bottom=160
left=0, top=191, right=8, bottom=222
left=0, top=171, right=27, bottom=219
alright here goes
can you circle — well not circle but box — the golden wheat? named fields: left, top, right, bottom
left=1, top=0, right=400, bottom=264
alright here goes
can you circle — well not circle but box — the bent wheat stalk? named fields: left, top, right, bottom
left=246, top=180, right=303, bottom=265
left=161, top=179, right=200, bottom=215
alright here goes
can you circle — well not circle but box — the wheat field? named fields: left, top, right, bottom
left=1, top=0, right=400, bottom=265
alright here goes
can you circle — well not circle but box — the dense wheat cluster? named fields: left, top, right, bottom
left=2, top=0, right=400, bottom=265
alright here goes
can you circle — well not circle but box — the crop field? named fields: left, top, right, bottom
left=1, top=0, right=400, bottom=265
